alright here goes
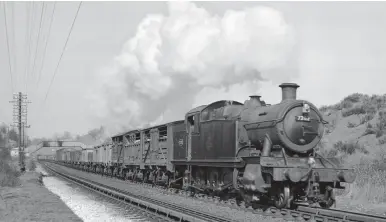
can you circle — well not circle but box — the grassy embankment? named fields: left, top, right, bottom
left=319, top=93, right=386, bottom=208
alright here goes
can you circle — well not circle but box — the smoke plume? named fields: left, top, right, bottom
left=87, top=1, right=295, bottom=134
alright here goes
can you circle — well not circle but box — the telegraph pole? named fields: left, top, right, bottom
left=10, top=92, right=31, bottom=171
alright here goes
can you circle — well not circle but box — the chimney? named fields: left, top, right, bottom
left=249, top=95, right=262, bottom=108
left=279, top=83, right=300, bottom=101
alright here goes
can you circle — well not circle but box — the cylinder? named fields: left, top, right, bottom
left=279, top=83, right=300, bottom=101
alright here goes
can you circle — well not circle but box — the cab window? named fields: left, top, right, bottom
left=187, top=114, right=200, bottom=134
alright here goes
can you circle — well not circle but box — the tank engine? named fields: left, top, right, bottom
left=56, top=82, right=357, bottom=210
left=236, top=83, right=356, bottom=209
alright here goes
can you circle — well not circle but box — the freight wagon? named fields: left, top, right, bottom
left=56, top=147, right=82, bottom=162
left=93, top=143, right=112, bottom=163
left=64, top=150, right=71, bottom=161
left=70, top=150, right=81, bottom=162
left=56, top=148, right=66, bottom=161
left=81, top=148, right=94, bottom=162
left=102, top=120, right=184, bottom=184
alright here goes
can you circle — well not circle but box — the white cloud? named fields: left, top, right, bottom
left=87, top=1, right=296, bottom=134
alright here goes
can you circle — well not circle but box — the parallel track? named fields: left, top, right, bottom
left=41, top=162, right=236, bottom=222
left=43, top=161, right=386, bottom=222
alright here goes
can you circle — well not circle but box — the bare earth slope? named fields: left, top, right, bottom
left=319, top=93, right=386, bottom=216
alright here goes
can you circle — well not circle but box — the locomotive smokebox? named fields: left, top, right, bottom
left=279, top=83, right=300, bottom=101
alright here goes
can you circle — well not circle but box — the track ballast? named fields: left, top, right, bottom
left=42, top=162, right=237, bottom=222
left=41, top=160, right=386, bottom=222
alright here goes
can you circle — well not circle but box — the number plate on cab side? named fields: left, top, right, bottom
left=295, top=115, right=311, bottom=122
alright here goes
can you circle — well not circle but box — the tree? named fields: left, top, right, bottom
left=88, top=126, right=105, bottom=140
left=61, top=131, right=72, bottom=140
left=8, top=129, right=18, bottom=142
left=0, top=126, right=7, bottom=147
left=0, top=127, right=7, bottom=134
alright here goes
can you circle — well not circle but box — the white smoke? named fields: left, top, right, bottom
left=87, top=1, right=295, bottom=134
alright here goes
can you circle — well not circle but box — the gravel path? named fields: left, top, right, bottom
left=49, top=163, right=287, bottom=222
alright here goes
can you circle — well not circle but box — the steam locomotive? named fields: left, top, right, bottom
left=57, top=83, right=356, bottom=209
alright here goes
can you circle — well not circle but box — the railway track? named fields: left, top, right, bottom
left=41, top=162, right=237, bottom=222
left=42, top=161, right=386, bottom=222
left=163, top=187, right=386, bottom=222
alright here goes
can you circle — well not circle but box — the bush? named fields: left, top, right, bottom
left=319, top=105, right=329, bottom=113
left=374, top=111, right=386, bottom=138
left=376, top=111, right=386, bottom=130
left=0, top=159, right=21, bottom=187
left=325, top=119, right=337, bottom=134
left=343, top=93, right=363, bottom=103
left=0, top=148, right=21, bottom=187
left=364, top=105, right=377, bottom=115
left=333, top=141, right=369, bottom=155
left=341, top=100, right=353, bottom=109
left=342, top=105, right=366, bottom=117
left=0, top=148, right=11, bottom=160
left=378, top=137, right=386, bottom=145
left=376, top=130, right=384, bottom=138
left=326, top=148, right=339, bottom=158
left=347, top=122, right=356, bottom=128
left=359, top=113, right=375, bottom=125
left=362, top=128, right=376, bottom=137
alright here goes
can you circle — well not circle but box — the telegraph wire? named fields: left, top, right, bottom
left=29, top=2, right=45, bottom=94
left=10, top=2, right=18, bottom=91
left=24, top=2, right=32, bottom=93
left=29, top=2, right=48, bottom=99
left=25, top=1, right=36, bottom=93
left=25, top=2, right=35, bottom=92
left=37, top=2, right=56, bottom=88
left=43, top=1, right=83, bottom=105
left=2, top=2, right=15, bottom=93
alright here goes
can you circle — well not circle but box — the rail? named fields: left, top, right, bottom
left=41, top=161, right=236, bottom=222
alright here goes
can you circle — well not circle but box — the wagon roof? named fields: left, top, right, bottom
left=111, top=132, right=126, bottom=138
left=185, top=100, right=243, bottom=117
left=140, top=120, right=184, bottom=132
left=111, top=129, right=140, bottom=138
left=111, top=120, right=185, bottom=137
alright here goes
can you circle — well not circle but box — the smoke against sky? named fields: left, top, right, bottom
left=1, top=2, right=384, bottom=139
left=87, top=1, right=295, bottom=134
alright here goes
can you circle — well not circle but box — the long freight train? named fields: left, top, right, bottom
left=54, top=83, right=356, bottom=209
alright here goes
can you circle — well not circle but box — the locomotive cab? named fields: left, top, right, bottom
left=181, top=101, right=245, bottom=192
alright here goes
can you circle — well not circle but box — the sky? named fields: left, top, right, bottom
left=0, top=1, right=385, bottom=139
